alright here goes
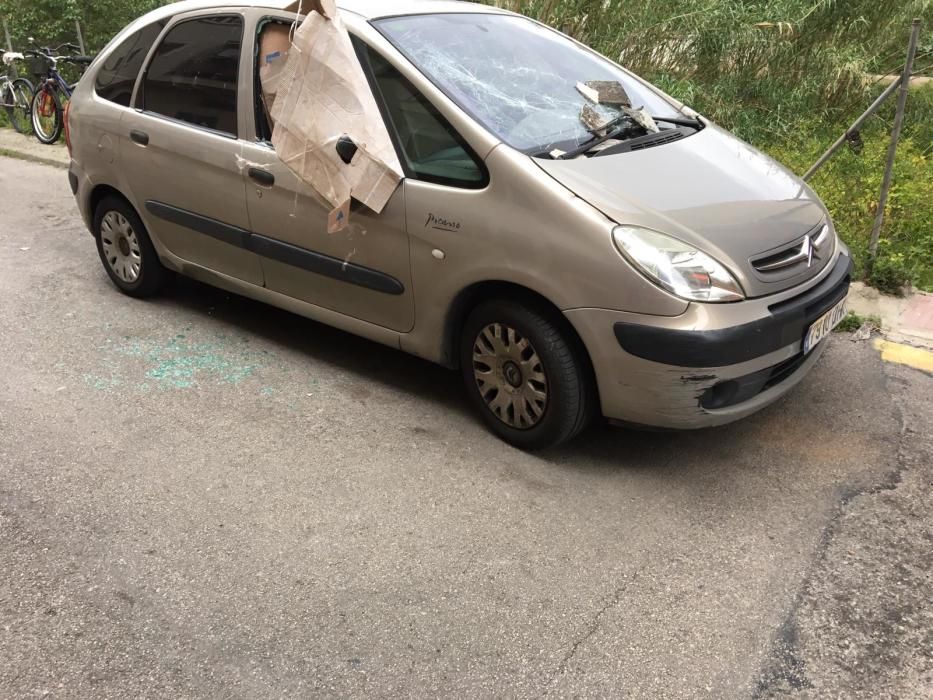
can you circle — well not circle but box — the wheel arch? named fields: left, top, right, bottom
left=442, top=281, right=598, bottom=400
left=88, top=184, right=135, bottom=234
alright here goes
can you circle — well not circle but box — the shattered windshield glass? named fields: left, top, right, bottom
left=374, top=13, right=682, bottom=155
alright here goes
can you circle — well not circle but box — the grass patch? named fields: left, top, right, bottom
left=835, top=312, right=883, bottom=333
left=488, top=0, right=933, bottom=292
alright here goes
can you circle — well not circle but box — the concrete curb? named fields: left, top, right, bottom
left=847, top=282, right=933, bottom=351
left=0, top=146, right=69, bottom=170
left=0, top=128, right=69, bottom=170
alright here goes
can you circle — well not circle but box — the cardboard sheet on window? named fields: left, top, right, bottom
left=267, top=0, right=402, bottom=228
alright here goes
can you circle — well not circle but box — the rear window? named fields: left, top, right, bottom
left=142, top=15, right=243, bottom=136
left=95, top=20, right=167, bottom=107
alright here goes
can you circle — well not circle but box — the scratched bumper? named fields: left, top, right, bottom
left=564, top=250, right=849, bottom=429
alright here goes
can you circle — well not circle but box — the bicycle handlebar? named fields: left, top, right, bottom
left=61, top=56, right=93, bottom=66
left=28, top=41, right=83, bottom=56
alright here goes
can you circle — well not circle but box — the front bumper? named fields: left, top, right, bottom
left=565, top=252, right=852, bottom=429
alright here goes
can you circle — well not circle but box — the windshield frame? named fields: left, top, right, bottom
left=371, top=11, right=686, bottom=156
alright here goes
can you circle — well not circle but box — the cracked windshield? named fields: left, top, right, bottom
left=375, top=12, right=683, bottom=155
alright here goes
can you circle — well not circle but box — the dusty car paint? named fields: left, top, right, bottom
left=67, top=0, right=851, bottom=437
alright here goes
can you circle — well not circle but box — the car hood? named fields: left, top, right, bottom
left=534, top=123, right=833, bottom=298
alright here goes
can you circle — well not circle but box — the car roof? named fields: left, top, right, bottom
left=139, top=0, right=508, bottom=22
left=339, top=0, right=508, bottom=19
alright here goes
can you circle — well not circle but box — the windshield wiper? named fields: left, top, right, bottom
left=536, top=112, right=703, bottom=160
left=654, top=115, right=703, bottom=128
left=553, top=118, right=639, bottom=160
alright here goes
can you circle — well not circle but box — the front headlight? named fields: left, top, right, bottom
left=612, top=226, right=745, bottom=303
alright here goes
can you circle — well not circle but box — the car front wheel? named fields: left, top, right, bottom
left=460, top=299, right=594, bottom=450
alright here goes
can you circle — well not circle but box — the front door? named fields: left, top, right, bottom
left=241, top=139, right=413, bottom=332
left=238, top=12, right=414, bottom=333
left=122, top=11, right=263, bottom=286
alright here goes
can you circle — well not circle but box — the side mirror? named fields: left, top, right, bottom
left=335, top=135, right=358, bottom=165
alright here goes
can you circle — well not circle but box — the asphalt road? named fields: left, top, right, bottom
left=1, top=156, right=931, bottom=698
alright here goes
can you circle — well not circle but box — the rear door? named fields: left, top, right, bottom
left=122, top=11, right=263, bottom=286
left=239, top=12, right=413, bottom=332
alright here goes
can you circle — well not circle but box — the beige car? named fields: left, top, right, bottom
left=67, top=0, right=851, bottom=449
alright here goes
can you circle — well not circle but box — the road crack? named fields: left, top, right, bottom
left=754, top=365, right=918, bottom=698
left=549, top=570, right=640, bottom=686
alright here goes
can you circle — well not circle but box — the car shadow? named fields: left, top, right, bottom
left=161, top=274, right=469, bottom=412
left=157, top=275, right=792, bottom=465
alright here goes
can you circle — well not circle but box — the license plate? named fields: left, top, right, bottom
left=803, top=296, right=848, bottom=354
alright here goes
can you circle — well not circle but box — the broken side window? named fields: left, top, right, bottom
left=143, top=15, right=243, bottom=137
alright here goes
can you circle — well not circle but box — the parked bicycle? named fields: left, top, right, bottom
left=26, top=40, right=92, bottom=144
left=0, top=51, right=34, bottom=134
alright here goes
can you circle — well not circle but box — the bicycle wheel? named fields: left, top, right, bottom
left=4, top=78, right=34, bottom=134
left=31, top=84, right=63, bottom=144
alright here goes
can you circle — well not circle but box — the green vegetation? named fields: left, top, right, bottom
left=1, top=0, right=930, bottom=289
left=835, top=311, right=882, bottom=333
left=0, top=0, right=167, bottom=54
left=489, top=0, right=932, bottom=290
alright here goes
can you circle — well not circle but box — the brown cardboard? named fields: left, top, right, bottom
left=258, top=23, right=292, bottom=119
left=270, top=3, right=402, bottom=214
left=282, top=0, right=335, bottom=17
left=327, top=198, right=351, bottom=233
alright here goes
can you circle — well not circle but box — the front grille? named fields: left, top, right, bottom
left=700, top=351, right=808, bottom=409
left=762, top=352, right=808, bottom=391
left=751, top=223, right=830, bottom=275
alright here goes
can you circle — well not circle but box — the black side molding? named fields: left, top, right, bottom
left=146, top=200, right=252, bottom=249
left=144, top=200, right=404, bottom=296
left=614, top=255, right=852, bottom=367
left=250, top=234, right=404, bottom=295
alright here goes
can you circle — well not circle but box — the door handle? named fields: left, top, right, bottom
left=248, top=167, right=275, bottom=187
left=130, top=130, right=149, bottom=146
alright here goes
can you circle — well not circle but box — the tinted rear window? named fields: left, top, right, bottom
left=143, top=15, right=242, bottom=136
left=95, top=20, right=167, bottom=107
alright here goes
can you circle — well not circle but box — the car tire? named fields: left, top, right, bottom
left=94, top=196, right=170, bottom=298
left=460, top=299, right=595, bottom=450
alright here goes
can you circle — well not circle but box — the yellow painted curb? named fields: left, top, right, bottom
left=873, top=339, right=933, bottom=373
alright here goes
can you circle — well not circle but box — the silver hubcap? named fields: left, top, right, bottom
left=100, top=211, right=142, bottom=283
left=472, top=323, right=548, bottom=430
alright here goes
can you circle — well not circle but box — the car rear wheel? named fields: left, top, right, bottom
left=460, top=299, right=594, bottom=450
left=94, top=196, right=170, bottom=298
